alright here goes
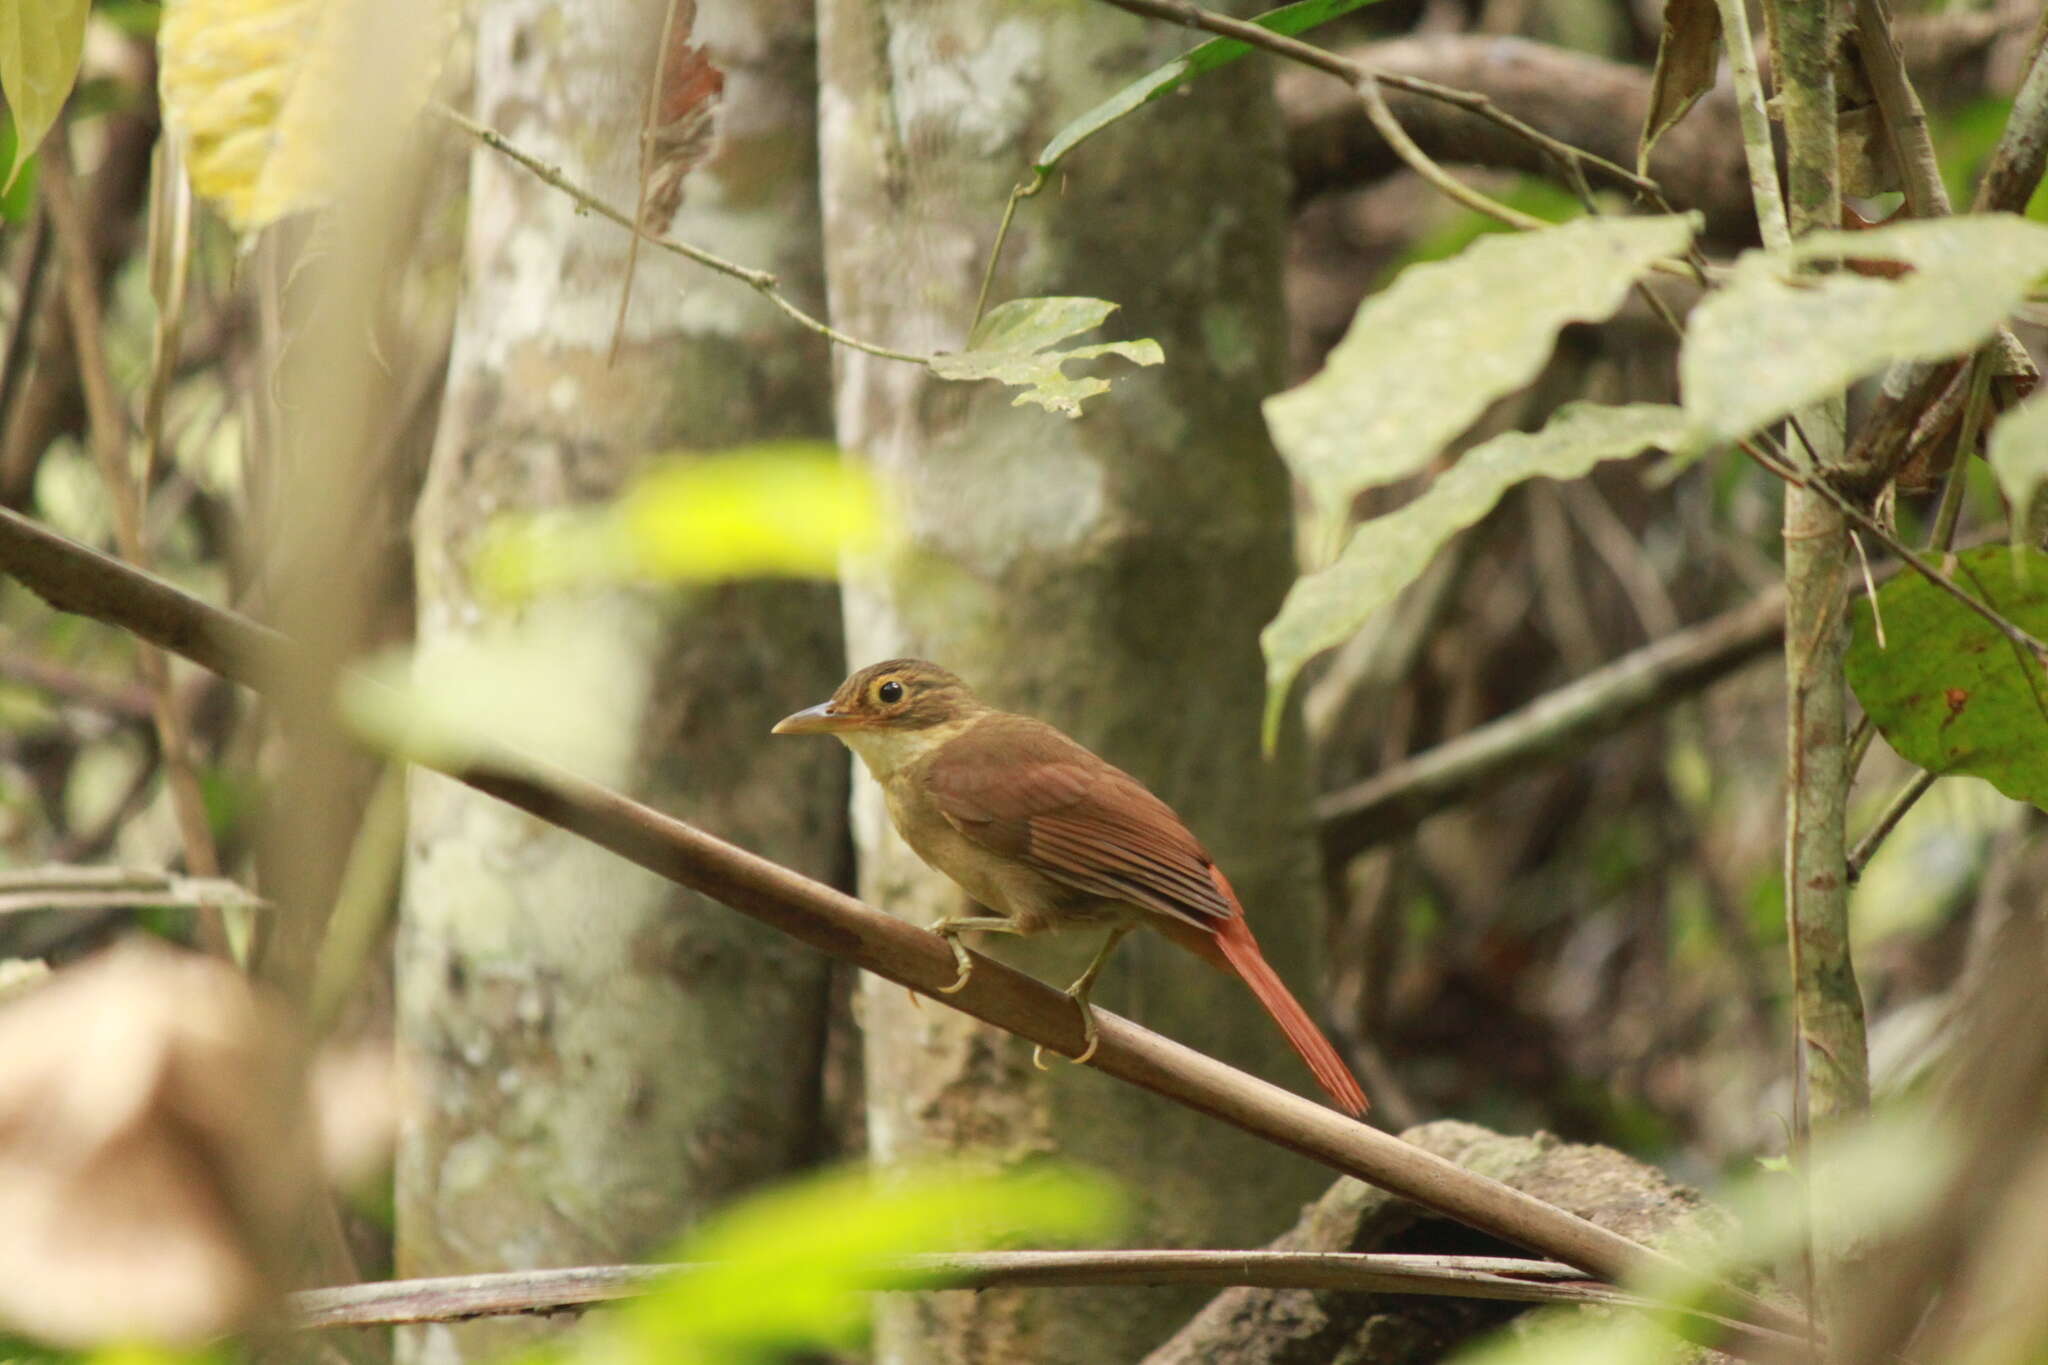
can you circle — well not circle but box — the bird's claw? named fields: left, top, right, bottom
left=1032, top=989, right=1100, bottom=1070
left=936, top=936, right=974, bottom=995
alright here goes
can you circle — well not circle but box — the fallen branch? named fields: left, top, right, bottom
left=283, top=1251, right=1648, bottom=1330
left=0, top=505, right=1804, bottom=1345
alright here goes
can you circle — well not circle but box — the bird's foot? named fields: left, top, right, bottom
left=937, top=935, right=974, bottom=995
left=1032, top=987, right=1100, bottom=1070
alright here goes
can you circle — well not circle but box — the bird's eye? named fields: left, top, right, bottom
left=878, top=679, right=904, bottom=704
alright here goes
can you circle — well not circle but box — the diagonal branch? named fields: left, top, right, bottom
left=0, top=504, right=1804, bottom=1345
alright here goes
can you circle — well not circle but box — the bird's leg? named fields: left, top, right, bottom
left=1035, top=923, right=1133, bottom=1070
left=928, top=915, right=1022, bottom=994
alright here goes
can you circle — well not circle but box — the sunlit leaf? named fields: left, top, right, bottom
left=1034, top=0, right=1383, bottom=174
left=1262, top=402, right=1685, bottom=745
left=158, top=0, right=450, bottom=229
left=1637, top=0, right=1720, bottom=174
left=929, top=297, right=1162, bottom=418
left=1986, top=384, right=2048, bottom=546
left=339, top=606, right=646, bottom=782
left=602, top=1163, right=1120, bottom=1363
left=472, top=443, right=881, bottom=601
left=1681, top=215, right=2048, bottom=446
left=1845, top=544, right=2048, bottom=812
left=1264, top=214, right=1696, bottom=551
left=0, top=0, right=87, bottom=191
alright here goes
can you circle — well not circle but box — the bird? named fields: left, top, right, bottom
left=772, top=658, right=1369, bottom=1117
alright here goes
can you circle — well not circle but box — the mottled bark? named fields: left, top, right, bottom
left=816, top=5, right=1328, bottom=1362
left=395, top=2, right=844, bottom=1360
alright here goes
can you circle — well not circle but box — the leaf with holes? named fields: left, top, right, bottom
left=1845, top=544, right=2048, bottom=812
left=929, top=297, right=1162, bottom=418
left=1682, top=215, right=2048, bottom=446
left=1262, top=402, right=1687, bottom=746
left=1638, top=0, right=1720, bottom=174
left=1264, top=214, right=1696, bottom=553
left=0, top=0, right=88, bottom=190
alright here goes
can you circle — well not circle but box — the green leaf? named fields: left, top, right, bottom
left=0, top=110, right=42, bottom=220
left=1035, top=0, right=1382, bottom=174
left=609, top=1163, right=1120, bottom=1362
left=929, top=297, right=1162, bottom=418
left=1264, top=214, right=1696, bottom=551
left=1262, top=402, right=1686, bottom=745
left=0, top=0, right=87, bottom=191
left=472, top=443, right=881, bottom=601
left=1987, top=385, right=2048, bottom=546
left=1845, top=544, right=2048, bottom=812
left=1681, top=215, right=2048, bottom=445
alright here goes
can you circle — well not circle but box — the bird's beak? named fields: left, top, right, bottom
left=772, top=701, right=854, bottom=735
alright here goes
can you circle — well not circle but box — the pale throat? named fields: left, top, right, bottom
left=837, top=715, right=979, bottom=782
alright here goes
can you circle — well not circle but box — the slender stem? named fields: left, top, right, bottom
left=1710, top=0, right=1791, bottom=249
left=1852, top=0, right=1951, bottom=219
left=437, top=104, right=928, bottom=366
left=1929, top=351, right=1996, bottom=551
left=1845, top=769, right=1937, bottom=884
left=605, top=0, right=683, bottom=365
left=40, top=135, right=231, bottom=959
left=1355, top=76, right=1549, bottom=230
left=974, top=174, right=1044, bottom=331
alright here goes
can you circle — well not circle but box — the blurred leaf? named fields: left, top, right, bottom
left=0, top=0, right=87, bottom=190
left=1681, top=215, right=2048, bottom=446
left=1262, top=402, right=1686, bottom=745
left=1845, top=544, right=2048, bottom=811
left=1035, top=0, right=1382, bottom=174
left=598, top=1163, right=1120, bottom=1364
left=929, top=297, right=1162, bottom=418
left=158, top=0, right=451, bottom=230
left=1637, top=0, right=1720, bottom=174
left=340, top=605, right=645, bottom=782
left=473, top=443, right=881, bottom=601
left=0, top=110, right=40, bottom=220
left=1987, top=384, right=2048, bottom=545
left=1264, top=214, right=1695, bottom=551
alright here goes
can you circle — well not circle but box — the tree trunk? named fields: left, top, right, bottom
left=816, top=5, right=1331, bottom=1361
left=395, top=2, right=845, bottom=1359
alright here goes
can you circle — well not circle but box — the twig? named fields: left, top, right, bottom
left=0, top=865, right=265, bottom=916
left=0, top=642, right=155, bottom=717
left=279, top=1251, right=1799, bottom=1352
left=1852, top=0, right=1950, bottom=219
left=1319, top=590, right=1787, bottom=862
left=1710, top=0, right=1789, bottom=248
left=140, top=138, right=195, bottom=495
left=0, top=503, right=1808, bottom=1344
left=40, top=135, right=230, bottom=958
left=1970, top=3, right=2048, bottom=216
left=1093, top=0, right=1668, bottom=205
left=1355, top=75, right=1548, bottom=231
left=436, top=104, right=927, bottom=366
left=606, top=0, right=682, bottom=365
left=1845, top=769, right=1938, bottom=884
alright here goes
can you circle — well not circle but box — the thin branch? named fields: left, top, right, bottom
left=1355, top=76, right=1549, bottom=231
left=0, top=503, right=1806, bottom=1345
left=1711, top=0, right=1790, bottom=248
left=1320, top=589, right=1787, bottom=863
left=606, top=0, right=682, bottom=365
left=40, top=135, right=230, bottom=958
left=1845, top=769, right=1938, bottom=884
left=436, top=104, right=927, bottom=365
left=0, top=865, right=265, bottom=917
left=280, top=1251, right=1799, bottom=1352
left=1970, top=3, right=2048, bottom=216
left=1852, top=0, right=1951, bottom=219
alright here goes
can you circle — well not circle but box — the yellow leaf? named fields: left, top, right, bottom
left=0, top=0, right=89, bottom=190
left=159, top=0, right=450, bottom=229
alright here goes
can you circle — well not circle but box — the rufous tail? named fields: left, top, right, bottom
left=1197, top=865, right=1370, bottom=1117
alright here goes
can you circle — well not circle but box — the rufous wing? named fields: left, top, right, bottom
left=921, top=714, right=1233, bottom=931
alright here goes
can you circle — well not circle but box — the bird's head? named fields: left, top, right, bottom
left=772, top=659, right=985, bottom=741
